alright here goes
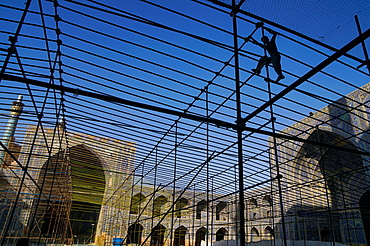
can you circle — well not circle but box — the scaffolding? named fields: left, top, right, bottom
left=0, top=0, right=370, bottom=246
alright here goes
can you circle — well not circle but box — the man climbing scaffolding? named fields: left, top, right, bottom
left=251, top=29, right=285, bottom=81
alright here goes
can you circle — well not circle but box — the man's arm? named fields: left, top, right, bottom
left=268, top=29, right=277, bottom=43
left=250, top=37, right=264, bottom=48
left=271, top=34, right=277, bottom=43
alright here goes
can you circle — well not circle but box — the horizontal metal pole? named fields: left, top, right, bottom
left=2, top=73, right=370, bottom=157
left=206, top=0, right=365, bottom=64
left=240, top=27, right=370, bottom=125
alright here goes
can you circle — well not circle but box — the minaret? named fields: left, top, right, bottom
left=0, top=95, right=24, bottom=168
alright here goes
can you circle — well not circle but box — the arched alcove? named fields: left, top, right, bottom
left=298, top=129, right=364, bottom=206
left=151, top=224, right=166, bottom=246
left=195, top=227, right=207, bottom=246
left=174, top=226, right=187, bottom=246
left=34, top=144, right=105, bottom=243
left=264, top=226, right=274, bottom=240
left=250, top=227, right=259, bottom=242
left=175, top=198, right=188, bottom=218
left=215, top=201, right=227, bottom=220
left=320, top=226, right=332, bottom=242
left=215, top=228, right=227, bottom=241
left=196, top=200, right=207, bottom=219
left=127, top=223, right=143, bottom=245
left=262, top=195, right=272, bottom=206
left=249, top=198, right=257, bottom=209
left=153, top=195, right=167, bottom=217
left=69, top=144, right=106, bottom=243
left=130, top=193, right=146, bottom=214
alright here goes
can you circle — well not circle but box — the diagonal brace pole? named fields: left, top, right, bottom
left=239, top=27, right=370, bottom=126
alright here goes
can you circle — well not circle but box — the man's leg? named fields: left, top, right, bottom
left=271, top=55, right=285, bottom=80
left=252, top=56, right=269, bottom=74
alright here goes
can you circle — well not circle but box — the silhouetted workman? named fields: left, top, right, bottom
left=251, top=30, right=285, bottom=81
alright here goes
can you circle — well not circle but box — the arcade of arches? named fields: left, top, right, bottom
left=125, top=191, right=276, bottom=245
left=127, top=193, right=230, bottom=246
left=27, top=130, right=369, bottom=246
left=125, top=224, right=227, bottom=246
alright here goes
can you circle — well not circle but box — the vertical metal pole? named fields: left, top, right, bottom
left=211, top=177, right=214, bottom=242
left=206, top=86, right=210, bottom=244
left=354, top=15, right=370, bottom=74
left=231, top=2, right=246, bottom=245
left=192, top=185, right=196, bottom=246
left=151, top=147, right=158, bottom=243
left=170, top=123, right=178, bottom=246
left=316, top=128, right=336, bottom=246
left=266, top=80, right=287, bottom=246
left=234, top=166, right=239, bottom=241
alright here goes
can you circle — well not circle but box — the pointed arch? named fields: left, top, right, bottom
left=320, top=226, right=332, bottom=242
left=216, top=228, right=227, bottom=241
left=174, top=226, right=187, bottom=246
left=151, top=224, right=166, bottom=246
left=34, top=144, right=106, bottom=243
left=127, top=223, right=143, bottom=245
left=295, top=127, right=363, bottom=182
left=249, top=198, right=257, bottom=209
left=130, top=193, right=146, bottom=214
left=69, top=144, right=106, bottom=243
left=295, top=128, right=368, bottom=242
left=153, top=195, right=167, bottom=217
left=195, top=227, right=207, bottom=246
left=196, top=199, right=207, bottom=219
left=250, top=227, right=259, bottom=242
left=262, top=195, right=272, bottom=206
left=216, top=201, right=227, bottom=220
left=175, top=198, right=188, bottom=218
left=264, top=226, right=274, bottom=240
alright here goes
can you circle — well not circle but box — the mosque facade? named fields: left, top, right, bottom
left=247, top=82, right=370, bottom=245
left=0, top=83, right=370, bottom=246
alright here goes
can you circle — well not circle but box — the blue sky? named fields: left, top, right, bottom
left=1, top=0, right=369, bottom=189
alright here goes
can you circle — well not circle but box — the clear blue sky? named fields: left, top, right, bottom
left=0, top=0, right=369, bottom=188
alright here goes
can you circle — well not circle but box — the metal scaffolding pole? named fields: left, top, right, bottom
left=231, top=0, right=246, bottom=245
